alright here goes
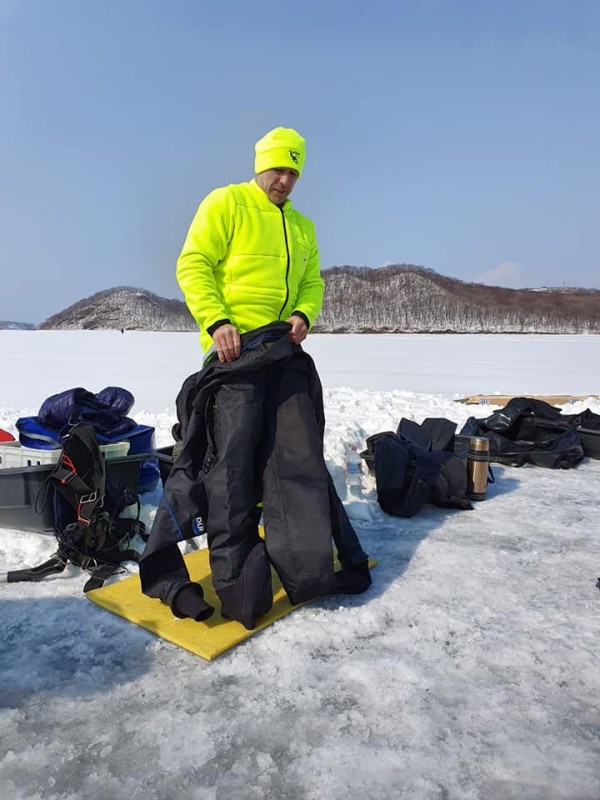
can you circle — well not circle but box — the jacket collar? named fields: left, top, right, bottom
left=248, top=178, right=292, bottom=211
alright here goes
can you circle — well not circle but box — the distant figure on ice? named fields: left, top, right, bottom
left=140, top=127, right=371, bottom=629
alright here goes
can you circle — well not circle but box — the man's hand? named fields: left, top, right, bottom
left=212, top=324, right=241, bottom=363
left=286, top=315, right=308, bottom=345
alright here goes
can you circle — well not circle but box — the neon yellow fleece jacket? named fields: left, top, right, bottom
left=176, top=179, right=324, bottom=353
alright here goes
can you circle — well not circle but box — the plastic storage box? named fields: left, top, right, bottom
left=0, top=440, right=130, bottom=470
left=0, top=442, right=58, bottom=469
left=0, top=453, right=147, bottom=532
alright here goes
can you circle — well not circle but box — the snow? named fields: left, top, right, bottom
left=1, top=331, right=599, bottom=800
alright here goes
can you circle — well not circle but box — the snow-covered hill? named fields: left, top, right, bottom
left=316, top=265, right=600, bottom=333
left=39, top=286, right=195, bottom=332
left=0, top=321, right=35, bottom=330
left=36, top=266, right=600, bottom=333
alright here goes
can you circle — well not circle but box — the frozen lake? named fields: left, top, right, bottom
left=0, top=331, right=598, bottom=411
left=1, top=330, right=600, bottom=799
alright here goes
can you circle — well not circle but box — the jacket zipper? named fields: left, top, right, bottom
left=277, top=207, right=291, bottom=320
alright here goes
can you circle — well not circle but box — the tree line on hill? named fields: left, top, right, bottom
left=314, top=266, right=600, bottom=333
left=29, top=265, right=600, bottom=334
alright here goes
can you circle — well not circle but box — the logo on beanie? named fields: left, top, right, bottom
left=289, top=149, right=300, bottom=165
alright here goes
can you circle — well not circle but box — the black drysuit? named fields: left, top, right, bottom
left=140, top=323, right=368, bottom=616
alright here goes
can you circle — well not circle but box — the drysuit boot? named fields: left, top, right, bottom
left=170, top=581, right=214, bottom=622
left=217, top=542, right=273, bottom=630
left=333, top=559, right=372, bottom=594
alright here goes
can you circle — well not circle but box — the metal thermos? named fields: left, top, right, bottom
left=467, top=436, right=490, bottom=500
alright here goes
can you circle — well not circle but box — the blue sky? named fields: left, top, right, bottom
left=1, top=0, right=599, bottom=323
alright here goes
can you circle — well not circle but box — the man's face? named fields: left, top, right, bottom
left=256, top=168, right=299, bottom=205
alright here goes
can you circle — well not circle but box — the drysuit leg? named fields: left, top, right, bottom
left=327, top=479, right=370, bottom=569
left=261, top=358, right=340, bottom=604
left=203, top=374, right=273, bottom=628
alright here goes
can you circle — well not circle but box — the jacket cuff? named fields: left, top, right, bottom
left=290, top=310, right=310, bottom=328
left=207, top=318, right=231, bottom=337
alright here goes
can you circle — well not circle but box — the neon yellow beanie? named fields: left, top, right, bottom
left=254, top=127, right=306, bottom=176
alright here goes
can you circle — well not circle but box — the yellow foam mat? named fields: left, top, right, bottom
left=87, top=547, right=376, bottom=661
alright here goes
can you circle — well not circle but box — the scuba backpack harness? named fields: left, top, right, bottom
left=3, top=423, right=148, bottom=592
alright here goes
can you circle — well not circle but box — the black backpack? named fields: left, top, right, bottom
left=362, top=418, right=474, bottom=518
left=7, top=423, right=147, bottom=591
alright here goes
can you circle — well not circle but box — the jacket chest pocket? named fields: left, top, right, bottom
left=292, top=231, right=311, bottom=268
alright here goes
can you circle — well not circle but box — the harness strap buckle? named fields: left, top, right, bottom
left=79, top=491, right=98, bottom=505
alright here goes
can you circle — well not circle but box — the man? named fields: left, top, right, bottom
left=140, top=128, right=370, bottom=629
left=176, top=127, right=323, bottom=361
